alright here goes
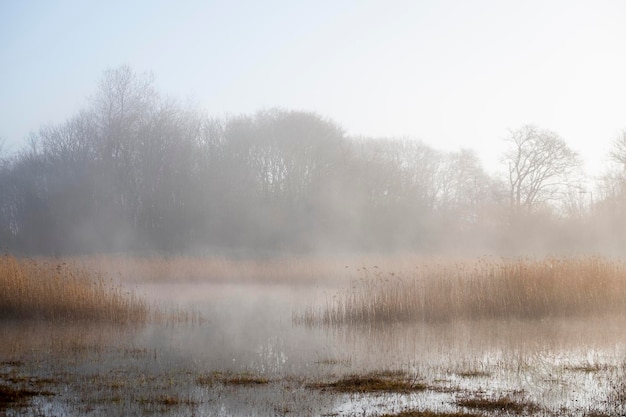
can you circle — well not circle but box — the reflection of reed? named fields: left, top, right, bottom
left=321, top=316, right=626, bottom=414
left=297, top=257, right=626, bottom=325
left=0, top=321, right=136, bottom=359
left=325, top=316, right=626, bottom=370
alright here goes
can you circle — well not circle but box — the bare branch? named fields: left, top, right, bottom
left=502, top=125, right=581, bottom=214
left=610, top=130, right=626, bottom=170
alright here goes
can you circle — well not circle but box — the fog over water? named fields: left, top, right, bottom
left=3, top=3, right=626, bottom=416
left=5, top=276, right=626, bottom=416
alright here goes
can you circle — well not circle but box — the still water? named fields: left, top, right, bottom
left=3, top=281, right=626, bottom=416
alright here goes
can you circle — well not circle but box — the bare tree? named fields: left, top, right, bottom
left=610, top=129, right=626, bottom=170
left=503, top=125, right=581, bottom=215
left=598, top=129, right=626, bottom=215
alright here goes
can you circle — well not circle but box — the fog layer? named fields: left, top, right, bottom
left=1, top=66, right=625, bottom=256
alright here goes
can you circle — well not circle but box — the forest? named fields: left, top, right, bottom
left=1, top=65, right=625, bottom=256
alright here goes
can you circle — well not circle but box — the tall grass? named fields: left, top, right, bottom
left=297, top=257, right=626, bottom=325
left=70, top=255, right=348, bottom=284
left=68, top=254, right=418, bottom=284
left=0, top=255, right=149, bottom=324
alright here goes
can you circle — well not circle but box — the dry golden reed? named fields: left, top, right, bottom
left=68, top=255, right=340, bottom=284
left=0, top=255, right=149, bottom=324
left=68, top=253, right=446, bottom=285
left=298, top=257, right=626, bottom=325
left=66, top=254, right=399, bottom=284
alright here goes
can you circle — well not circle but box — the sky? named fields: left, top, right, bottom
left=2, top=0, right=626, bottom=177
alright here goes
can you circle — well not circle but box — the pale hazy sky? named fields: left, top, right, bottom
left=2, top=0, right=626, bottom=176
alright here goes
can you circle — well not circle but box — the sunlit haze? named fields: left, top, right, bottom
left=5, top=3, right=626, bottom=415
left=2, top=0, right=626, bottom=176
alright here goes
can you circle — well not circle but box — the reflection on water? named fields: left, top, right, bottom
left=3, top=282, right=626, bottom=416
left=0, top=321, right=139, bottom=360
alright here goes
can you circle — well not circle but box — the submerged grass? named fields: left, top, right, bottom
left=455, top=394, right=539, bottom=413
left=0, top=363, right=55, bottom=412
left=307, top=370, right=426, bottom=393
left=297, top=256, right=626, bottom=325
left=0, top=254, right=149, bottom=324
left=196, top=371, right=271, bottom=387
left=0, top=384, right=54, bottom=410
left=380, top=412, right=483, bottom=417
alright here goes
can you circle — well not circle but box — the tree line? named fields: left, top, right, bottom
left=1, top=66, right=625, bottom=256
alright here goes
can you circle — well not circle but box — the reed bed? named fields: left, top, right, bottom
left=0, top=255, right=149, bottom=324
left=68, top=254, right=349, bottom=284
left=297, top=257, right=626, bottom=325
left=67, top=253, right=430, bottom=284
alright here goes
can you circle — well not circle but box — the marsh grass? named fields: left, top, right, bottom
left=564, top=363, right=612, bottom=373
left=380, top=411, right=483, bottom=417
left=315, top=358, right=352, bottom=366
left=196, top=371, right=271, bottom=387
left=455, top=394, right=539, bottom=413
left=72, top=254, right=358, bottom=284
left=306, top=370, right=427, bottom=393
left=0, top=360, right=55, bottom=411
left=0, top=255, right=149, bottom=324
left=455, top=370, right=491, bottom=378
left=298, top=257, right=626, bottom=325
left=67, top=253, right=457, bottom=286
left=0, top=384, right=54, bottom=410
left=149, top=394, right=198, bottom=407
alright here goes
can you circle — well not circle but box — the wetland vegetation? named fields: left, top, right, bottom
left=298, top=256, right=626, bottom=325
left=4, top=7, right=626, bottom=416
left=0, top=254, right=149, bottom=324
left=3, top=63, right=626, bottom=416
left=3, top=254, right=626, bottom=416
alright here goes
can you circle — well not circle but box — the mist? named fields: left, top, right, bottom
left=0, top=66, right=625, bottom=258
left=5, top=2, right=626, bottom=414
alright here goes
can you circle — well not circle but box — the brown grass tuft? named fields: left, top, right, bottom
left=456, top=395, right=539, bottom=413
left=0, top=384, right=54, bottom=410
left=151, top=394, right=197, bottom=406
left=196, top=371, right=271, bottom=387
left=307, top=370, right=425, bottom=393
left=380, top=411, right=483, bottom=417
